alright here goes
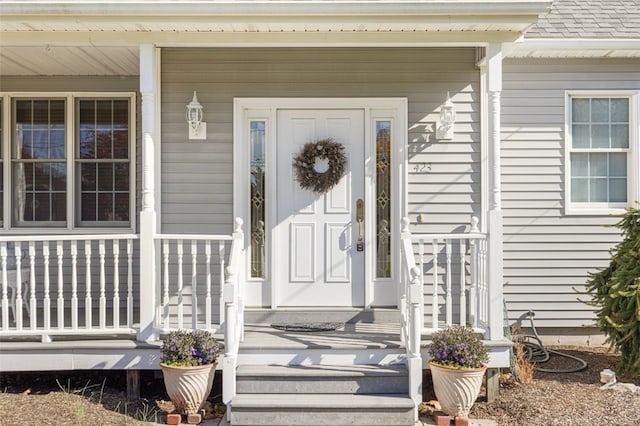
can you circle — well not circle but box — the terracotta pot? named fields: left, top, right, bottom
left=429, top=361, right=487, bottom=417
left=160, top=362, right=216, bottom=414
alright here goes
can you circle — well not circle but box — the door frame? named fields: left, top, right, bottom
left=233, top=98, right=408, bottom=308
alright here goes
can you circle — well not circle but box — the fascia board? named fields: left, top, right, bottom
left=0, top=1, right=554, bottom=18
left=505, top=38, right=640, bottom=58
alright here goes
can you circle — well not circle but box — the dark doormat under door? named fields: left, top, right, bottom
left=270, top=322, right=344, bottom=332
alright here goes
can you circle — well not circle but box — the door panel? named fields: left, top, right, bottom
left=275, top=109, right=365, bottom=306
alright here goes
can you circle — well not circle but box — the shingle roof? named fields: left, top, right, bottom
left=526, top=0, right=640, bottom=39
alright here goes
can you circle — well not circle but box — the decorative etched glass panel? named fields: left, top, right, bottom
left=376, top=121, right=391, bottom=278
left=250, top=121, right=266, bottom=279
left=13, top=99, right=67, bottom=225
left=77, top=99, right=130, bottom=224
left=0, top=99, right=3, bottom=223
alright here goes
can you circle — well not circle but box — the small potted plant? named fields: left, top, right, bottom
left=428, top=325, right=489, bottom=418
left=160, top=329, right=221, bottom=415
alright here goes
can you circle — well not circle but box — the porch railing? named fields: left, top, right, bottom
left=399, top=216, right=488, bottom=402
left=0, top=235, right=140, bottom=342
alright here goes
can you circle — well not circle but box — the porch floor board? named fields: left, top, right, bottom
left=240, top=323, right=404, bottom=351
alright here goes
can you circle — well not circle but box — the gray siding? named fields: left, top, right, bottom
left=160, top=47, right=481, bottom=234
left=502, top=58, right=640, bottom=327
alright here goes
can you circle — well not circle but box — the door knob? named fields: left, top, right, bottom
left=356, top=199, right=364, bottom=252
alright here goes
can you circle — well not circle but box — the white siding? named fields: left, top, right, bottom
left=502, top=58, right=640, bottom=327
left=160, top=47, right=481, bottom=234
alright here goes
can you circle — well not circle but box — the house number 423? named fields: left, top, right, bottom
left=412, top=163, right=432, bottom=173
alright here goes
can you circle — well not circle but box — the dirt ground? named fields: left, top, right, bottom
left=1, top=346, right=639, bottom=426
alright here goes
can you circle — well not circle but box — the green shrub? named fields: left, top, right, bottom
left=585, top=207, right=640, bottom=377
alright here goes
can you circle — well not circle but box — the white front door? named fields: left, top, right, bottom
left=275, top=109, right=365, bottom=307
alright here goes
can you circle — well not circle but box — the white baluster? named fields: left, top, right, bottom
left=469, top=237, right=479, bottom=329
left=71, top=241, right=78, bottom=330
left=28, top=242, right=36, bottom=330
left=57, top=241, right=64, bottom=329
left=445, top=239, right=452, bottom=325
left=417, top=238, right=425, bottom=330
left=459, top=239, right=467, bottom=326
left=113, top=240, right=120, bottom=328
left=205, top=241, right=212, bottom=329
left=127, top=240, right=133, bottom=328
left=191, top=240, right=198, bottom=329
left=219, top=241, right=225, bottom=326
left=99, top=240, right=106, bottom=329
left=85, top=241, right=92, bottom=329
left=14, top=243, right=23, bottom=329
left=1, top=243, right=8, bottom=330
left=162, top=240, right=170, bottom=329
left=177, top=240, right=184, bottom=329
left=480, top=239, right=488, bottom=325
left=43, top=242, right=51, bottom=332
left=432, top=239, right=439, bottom=330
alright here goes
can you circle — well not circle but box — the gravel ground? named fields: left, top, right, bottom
left=1, top=346, right=639, bottom=425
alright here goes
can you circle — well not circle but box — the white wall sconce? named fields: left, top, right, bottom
left=186, top=91, right=206, bottom=140
left=436, top=92, right=456, bottom=140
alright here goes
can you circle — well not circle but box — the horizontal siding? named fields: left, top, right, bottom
left=161, top=47, right=480, bottom=234
left=502, top=58, right=640, bottom=328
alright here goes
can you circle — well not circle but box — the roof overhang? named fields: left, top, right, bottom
left=1, top=1, right=552, bottom=43
left=505, top=38, right=640, bottom=59
left=0, top=0, right=553, bottom=76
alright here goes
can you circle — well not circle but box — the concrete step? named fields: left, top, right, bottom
left=231, top=393, right=415, bottom=426
left=236, top=364, right=408, bottom=394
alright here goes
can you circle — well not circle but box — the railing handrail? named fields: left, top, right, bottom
left=410, top=232, right=487, bottom=241
left=155, top=234, right=233, bottom=241
left=0, top=234, right=139, bottom=242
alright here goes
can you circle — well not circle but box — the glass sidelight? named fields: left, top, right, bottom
left=250, top=121, right=266, bottom=278
left=375, top=121, right=391, bottom=278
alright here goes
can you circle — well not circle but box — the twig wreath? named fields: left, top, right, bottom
left=293, top=138, right=347, bottom=194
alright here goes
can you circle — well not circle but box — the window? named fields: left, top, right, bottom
left=566, top=92, right=638, bottom=214
left=1, top=93, right=135, bottom=230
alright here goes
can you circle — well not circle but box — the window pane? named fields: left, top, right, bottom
left=571, top=178, right=588, bottom=202
left=611, top=124, right=629, bottom=149
left=571, top=153, right=588, bottom=177
left=79, top=129, right=96, bottom=159
left=376, top=121, right=392, bottom=278
left=81, top=193, right=96, bottom=221
left=114, top=193, right=129, bottom=222
left=589, top=153, right=607, bottom=177
left=591, top=99, right=609, bottom=122
left=611, top=99, right=629, bottom=122
left=96, top=130, right=113, bottom=159
left=96, top=101, right=112, bottom=126
left=591, top=124, right=609, bottom=148
left=97, top=193, right=113, bottom=221
left=81, top=163, right=96, bottom=191
left=609, top=153, right=627, bottom=177
left=97, top=163, right=114, bottom=191
left=113, top=130, right=129, bottom=158
left=609, top=178, right=627, bottom=203
left=113, top=100, right=128, bottom=128
left=79, top=100, right=95, bottom=127
left=572, top=99, right=589, bottom=122
left=572, top=124, right=589, bottom=148
left=590, top=178, right=607, bottom=202
left=250, top=121, right=265, bottom=279
left=114, top=164, right=129, bottom=190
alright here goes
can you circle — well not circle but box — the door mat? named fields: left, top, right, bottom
left=270, top=322, right=344, bottom=332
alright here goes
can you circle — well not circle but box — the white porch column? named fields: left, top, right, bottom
left=486, top=43, right=504, bottom=341
left=138, top=44, right=159, bottom=342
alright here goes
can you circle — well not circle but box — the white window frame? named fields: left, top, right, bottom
left=564, top=90, right=639, bottom=215
left=0, top=92, right=136, bottom=233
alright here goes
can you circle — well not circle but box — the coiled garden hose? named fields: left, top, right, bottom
left=519, top=311, right=588, bottom=374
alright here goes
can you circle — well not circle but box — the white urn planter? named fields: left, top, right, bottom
left=160, top=363, right=216, bottom=414
left=429, top=361, right=487, bottom=417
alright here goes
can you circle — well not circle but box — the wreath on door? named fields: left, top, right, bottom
left=293, top=138, right=347, bottom=194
